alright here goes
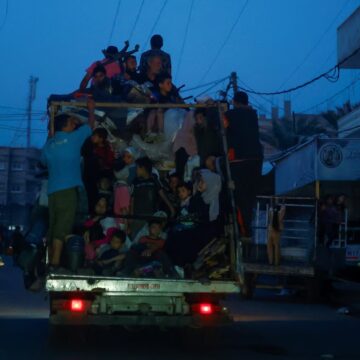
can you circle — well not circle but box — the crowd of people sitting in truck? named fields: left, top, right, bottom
left=16, top=34, right=264, bottom=284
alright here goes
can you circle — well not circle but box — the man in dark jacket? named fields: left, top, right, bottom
left=225, top=91, right=263, bottom=238
left=194, top=108, right=222, bottom=165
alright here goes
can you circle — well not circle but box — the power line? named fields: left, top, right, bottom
left=237, top=77, right=284, bottom=112
left=277, top=0, right=351, bottom=90
left=181, top=76, right=230, bottom=93
left=143, top=0, right=168, bottom=48
left=236, top=45, right=360, bottom=96
left=108, top=0, right=122, bottom=44
left=175, top=0, right=195, bottom=81
left=194, top=77, right=228, bottom=99
left=298, top=76, right=360, bottom=114
left=0, top=0, right=8, bottom=31
left=128, top=0, right=145, bottom=41
left=198, top=0, right=249, bottom=84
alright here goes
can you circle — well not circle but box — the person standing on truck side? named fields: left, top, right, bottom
left=267, top=201, right=286, bottom=266
left=140, top=34, right=172, bottom=75
left=41, top=100, right=95, bottom=269
left=224, top=91, right=263, bottom=240
left=194, top=108, right=222, bottom=166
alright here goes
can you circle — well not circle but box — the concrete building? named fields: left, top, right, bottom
left=338, top=106, right=360, bottom=138
left=0, top=147, right=41, bottom=230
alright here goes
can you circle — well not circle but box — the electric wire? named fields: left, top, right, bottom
left=181, top=76, right=230, bottom=93
left=128, top=0, right=145, bottom=42
left=236, top=45, right=360, bottom=96
left=143, top=0, right=168, bottom=48
left=277, top=0, right=351, bottom=90
left=198, top=0, right=249, bottom=84
left=175, top=0, right=195, bottom=82
left=108, top=0, right=122, bottom=44
left=0, top=0, right=8, bottom=31
left=298, top=76, right=360, bottom=114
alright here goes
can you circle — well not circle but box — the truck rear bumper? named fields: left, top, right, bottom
left=49, top=313, right=233, bottom=328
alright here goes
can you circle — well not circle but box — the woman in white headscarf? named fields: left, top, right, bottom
left=197, top=169, right=222, bottom=222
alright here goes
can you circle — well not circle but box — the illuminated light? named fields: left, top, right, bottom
left=70, top=299, right=84, bottom=312
left=199, top=303, right=213, bottom=315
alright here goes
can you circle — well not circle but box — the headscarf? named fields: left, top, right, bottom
left=199, top=169, right=221, bottom=221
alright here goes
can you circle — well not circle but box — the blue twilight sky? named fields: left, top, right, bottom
left=0, top=0, right=360, bottom=148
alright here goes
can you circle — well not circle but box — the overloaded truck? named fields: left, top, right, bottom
left=45, top=100, right=243, bottom=329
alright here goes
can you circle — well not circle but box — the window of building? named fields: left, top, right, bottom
left=29, top=162, right=36, bottom=171
left=11, top=162, right=23, bottom=171
left=0, top=161, right=5, bottom=170
left=11, top=184, right=22, bottom=193
left=0, top=183, right=5, bottom=192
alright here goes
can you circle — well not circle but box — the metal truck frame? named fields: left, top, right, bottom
left=46, top=101, right=243, bottom=328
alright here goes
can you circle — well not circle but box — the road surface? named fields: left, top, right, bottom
left=0, top=256, right=359, bottom=360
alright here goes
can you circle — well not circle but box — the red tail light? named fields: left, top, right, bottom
left=199, top=303, right=214, bottom=315
left=70, top=299, right=84, bottom=312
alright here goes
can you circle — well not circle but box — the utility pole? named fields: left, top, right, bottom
left=230, top=71, right=238, bottom=97
left=26, top=76, right=39, bottom=148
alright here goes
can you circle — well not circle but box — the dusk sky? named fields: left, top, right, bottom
left=0, top=0, right=360, bottom=147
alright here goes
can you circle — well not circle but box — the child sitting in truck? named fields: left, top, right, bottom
left=83, top=196, right=109, bottom=262
left=98, top=176, right=114, bottom=211
left=166, top=179, right=216, bottom=267
left=82, top=127, right=115, bottom=212
left=113, top=147, right=137, bottom=224
left=130, top=157, right=175, bottom=238
left=94, top=229, right=127, bottom=275
left=122, top=220, right=176, bottom=277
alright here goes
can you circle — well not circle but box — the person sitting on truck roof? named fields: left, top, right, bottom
left=130, top=157, right=175, bottom=238
left=146, top=72, right=182, bottom=136
left=138, top=54, right=163, bottom=88
left=93, top=229, right=127, bottom=276
left=121, top=219, right=176, bottom=278
left=140, top=34, right=172, bottom=75
left=80, top=45, right=122, bottom=90
left=41, top=100, right=95, bottom=269
left=87, top=65, right=117, bottom=101
left=123, top=55, right=142, bottom=83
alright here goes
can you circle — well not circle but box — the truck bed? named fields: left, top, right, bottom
left=46, top=273, right=240, bottom=294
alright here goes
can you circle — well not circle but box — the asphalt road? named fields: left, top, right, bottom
left=0, top=256, right=359, bottom=360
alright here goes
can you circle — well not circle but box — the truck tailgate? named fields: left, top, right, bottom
left=46, top=274, right=240, bottom=294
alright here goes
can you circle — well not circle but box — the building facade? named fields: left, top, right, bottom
left=0, top=147, right=41, bottom=230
